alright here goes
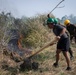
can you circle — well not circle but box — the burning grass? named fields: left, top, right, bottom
left=0, top=43, right=76, bottom=75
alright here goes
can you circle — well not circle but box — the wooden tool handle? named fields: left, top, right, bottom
left=28, top=38, right=58, bottom=58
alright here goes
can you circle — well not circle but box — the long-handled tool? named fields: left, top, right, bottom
left=27, top=37, right=58, bottom=59
left=48, top=0, right=65, bottom=18
left=49, top=0, right=65, bottom=14
left=19, top=37, right=58, bottom=70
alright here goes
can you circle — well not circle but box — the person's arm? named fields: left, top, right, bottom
left=56, top=27, right=66, bottom=40
left=72, top=25, right=76, bottom=31
left=59, top=28, right=66, bottom=37
left=73, top=24, right=76, bottom=27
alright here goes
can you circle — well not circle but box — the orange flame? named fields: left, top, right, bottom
left=18, top=34, right=23, bottom=49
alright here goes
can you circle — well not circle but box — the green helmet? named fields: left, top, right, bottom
left=53, top=18, right=58, bottom=24
left=47, top=18, right=54, bottom=24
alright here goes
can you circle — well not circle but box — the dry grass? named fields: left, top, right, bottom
left=0, top=43, right=76, bottom=75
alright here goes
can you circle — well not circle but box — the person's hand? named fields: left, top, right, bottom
left=56, top=36, right=61, bottom=40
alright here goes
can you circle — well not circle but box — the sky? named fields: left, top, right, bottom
left=0, top=0, right=76, bottom=19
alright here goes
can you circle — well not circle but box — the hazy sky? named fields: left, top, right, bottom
left=0, top=0, right=76, bottom=19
